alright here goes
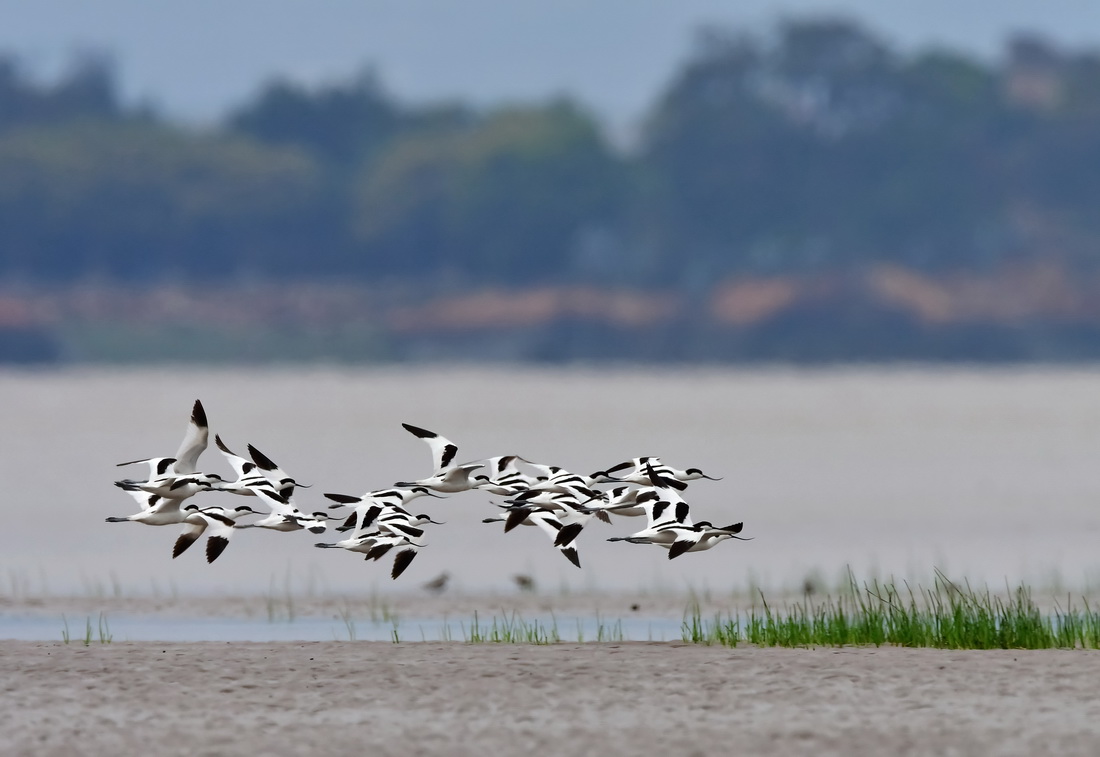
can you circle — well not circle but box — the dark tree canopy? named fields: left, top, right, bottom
left=351, top=100, right=625, bottom=280
left=0, top=51, right=123, bottom=132
left=228, top=69, right=402, bottom=168
left=4, top=20, right=1100, bottom=285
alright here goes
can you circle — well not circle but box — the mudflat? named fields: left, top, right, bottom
left=2, top=641, right=1099, bottom=756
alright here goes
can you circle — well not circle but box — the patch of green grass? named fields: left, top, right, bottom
left=366, top=594, right=398, bottom=624
left=594, top=612, right=624, bottom=643
left=264, top=571, right=299, bottom=623
left=337, top=607, right=356, bottom=641
left=97, top=612, right=113, bottom=644
left=459, top=610, right=562, bottom=645
left=683, top=570, right=1100, bottom=649
left=61, top=613, right=112, bottom=645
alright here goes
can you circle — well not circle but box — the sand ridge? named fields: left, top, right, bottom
left=3, top=641, right=1100, bottom=756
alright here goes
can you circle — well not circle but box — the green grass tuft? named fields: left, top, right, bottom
left=458, top=610, right=564, bottom=645
left=684, top=570, right=1100, bottom=649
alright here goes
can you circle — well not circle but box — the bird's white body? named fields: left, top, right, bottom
left=326, top=486, right=441, bottom=533
left=398, top=462, right=484, bottom=493
left=604, top=456, right=721, bottom=486
left=609, top=519, right=746, bottom=559
left=584, top=486, right=658, bottom=518
left=174, top=504, right=259, bottom=563
left=472, top=456, right=542, bottom=495
left=211, top=435, right=285, bottom=498
left=244, top=443, right=307, bottom=499
left=113, top=400, right=223, bottom=505
left=105, top=488, right=189, bottom=526
left=395, top=423, right=485, bottom=492
left=315, top=531, right=425, bottom=579
left=126, top=474, right=223, bottom=499
left=240, top=488, right=329, bottom=534
left=482, top=509, right=582, bottom=568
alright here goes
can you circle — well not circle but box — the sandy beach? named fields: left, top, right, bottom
left=3, top=641, right=1099, bottom=756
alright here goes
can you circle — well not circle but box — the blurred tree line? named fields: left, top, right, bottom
left=2, top=18, right=1100, bottom=285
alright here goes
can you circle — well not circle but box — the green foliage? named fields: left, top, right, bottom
left=0, top=52, right=123, bottom=132
left=61, top=613, right=112, bottom=645
left=5, top=21, right=1100, bottom=286
left=228, top=69, right=402, bottom=169
left=460, top=610, right=566, bottom=644
left=637, top=19, right=1031, bottom=276
left=683, top=571, right=1100, bottom=649
left=0, top=122, right=330, bottom=279
left=351, top=100, right=626, bottom=280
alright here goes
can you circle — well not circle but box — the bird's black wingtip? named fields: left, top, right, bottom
left=554, top=522, right=584, bottom=548
left=324, top=492, right=361, bottom=504
left=205, top=535, right=230, bottom=563
left=668, top=540, right=694, bottom=559
left=391, top=549, right=418, bottom=579
left=191, top=399, right=208, bottom=428
left=247, top=444, right=278, bottom=471
left=561, top=547, right=581, bottom=569
left=401, top=423, right=435, bottom=439
left=173, top=534, right=196, bottom=559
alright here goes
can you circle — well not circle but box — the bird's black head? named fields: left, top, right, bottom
left=687, top=467, right=722, bottom=481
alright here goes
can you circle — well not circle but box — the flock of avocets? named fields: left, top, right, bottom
left=107, top=400, right=750, bottom=579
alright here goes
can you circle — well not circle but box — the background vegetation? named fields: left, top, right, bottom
left=3, top=18, right=1100, bottom=362
left=4, top=19, right=1100, bottom=285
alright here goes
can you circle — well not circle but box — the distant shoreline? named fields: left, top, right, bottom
left=8, top=266, right=1100, bottom=364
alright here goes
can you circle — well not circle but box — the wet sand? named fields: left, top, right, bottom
left=3, top=641, right=1100, bottom=756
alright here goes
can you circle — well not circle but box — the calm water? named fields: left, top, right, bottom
left=0, top=612, right=684, bottom=643
left=3, top=365, right=1100, bottom=599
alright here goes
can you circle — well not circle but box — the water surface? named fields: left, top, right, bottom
left=3, top=366, right=1099, bottom=598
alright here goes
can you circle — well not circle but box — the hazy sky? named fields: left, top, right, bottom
left=3, top=0, right=1100, bottom=131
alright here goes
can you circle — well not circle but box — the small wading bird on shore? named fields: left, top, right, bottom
left=108, top=407, right=748, bottom=580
